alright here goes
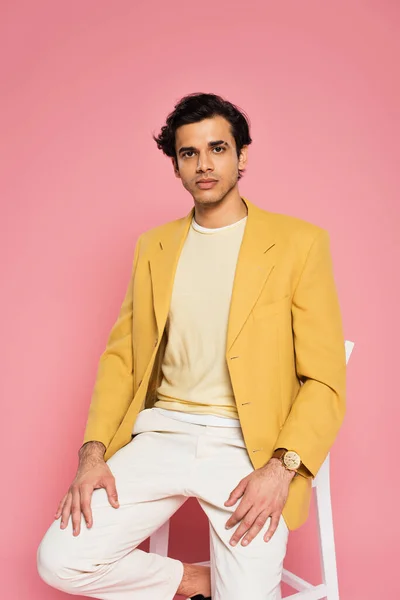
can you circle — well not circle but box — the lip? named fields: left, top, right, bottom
left=196, top=180, right=218, bottom=189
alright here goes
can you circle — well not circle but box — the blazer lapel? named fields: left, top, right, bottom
left=148, top=206, right=194, bottom=337
left=226, top=198, right=276, bottom=351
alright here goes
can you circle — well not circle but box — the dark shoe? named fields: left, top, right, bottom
left=189, top=596, right=211, bottom=600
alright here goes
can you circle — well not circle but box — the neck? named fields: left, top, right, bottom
left=193, top=191, right=248, bottom=229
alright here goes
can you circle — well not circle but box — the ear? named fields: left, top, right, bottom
left=238, top=145, right=249, bottom=169
left=171, top=157, right=181, bottom=179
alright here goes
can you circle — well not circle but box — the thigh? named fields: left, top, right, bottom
left=194, top=430, right=289, bottom=600
left=38, top=417, right=188, bottom=572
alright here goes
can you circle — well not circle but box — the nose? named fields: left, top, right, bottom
left=196, top=150, right=214, bottom=173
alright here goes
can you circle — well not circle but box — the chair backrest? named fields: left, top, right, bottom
left=344, top=340, right=355, bottom=364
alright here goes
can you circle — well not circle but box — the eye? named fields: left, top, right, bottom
left=181, top=146, right=225, bottom=159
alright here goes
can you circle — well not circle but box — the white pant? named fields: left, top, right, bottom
left=37, top=408, right=289, bottom=600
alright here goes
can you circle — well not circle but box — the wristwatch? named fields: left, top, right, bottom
left=271, top=448, right=301, bottom=473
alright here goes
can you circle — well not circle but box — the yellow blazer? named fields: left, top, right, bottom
left=83, top=196, right=346, bottom=530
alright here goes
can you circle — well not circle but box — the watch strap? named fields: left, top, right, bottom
left=272, top=448, right=287, bottom=461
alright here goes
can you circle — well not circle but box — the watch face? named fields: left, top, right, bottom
left=283, top=451, right=301, bottom=470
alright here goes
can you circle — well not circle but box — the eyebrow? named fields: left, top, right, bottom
left=177, top=140, right=229, bottom=155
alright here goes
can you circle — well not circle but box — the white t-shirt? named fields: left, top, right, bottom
left=153, top=214, right=247, bottom=428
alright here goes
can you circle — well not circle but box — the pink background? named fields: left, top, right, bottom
left=1, top=1, right=399, bottom=598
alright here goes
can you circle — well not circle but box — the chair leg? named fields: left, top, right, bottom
left=315, top=455, right=340, bottom=600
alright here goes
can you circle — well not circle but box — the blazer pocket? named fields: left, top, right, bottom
left=252, top=294, right=291, bottom=319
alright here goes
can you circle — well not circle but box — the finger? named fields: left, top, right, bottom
left=60, top=493, right=72, bottom=529
left=241, top=510, right=269, bottom=546
left=225, top=498, right=252, bottom=530
left=71, top=487, right=82, bottom=536
left=105, top=478, right=119, bottom=508
left=264, top=512, right=281, bottom=542
left=80, top=485, right=94, bottom=528
left=55, top=493, right=68, bottom=519
left=224, top=479, right=247, bottom=507
left=228, top=507, right=260, bottom=547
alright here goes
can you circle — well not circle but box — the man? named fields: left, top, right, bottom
left=37, top=93, right=346, bottom=600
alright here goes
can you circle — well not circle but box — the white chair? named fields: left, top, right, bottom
left=149, top=340, right=355, bottom=600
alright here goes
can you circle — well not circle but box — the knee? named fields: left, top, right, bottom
left=37, top=536, right=63, bottom=590
left=36, top=528, right=76, bottom=593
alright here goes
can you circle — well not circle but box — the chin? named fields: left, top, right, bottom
left=193, top=189, right=223, bottom=204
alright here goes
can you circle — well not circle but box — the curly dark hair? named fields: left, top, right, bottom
left=152, top=92, right=252, bottom=180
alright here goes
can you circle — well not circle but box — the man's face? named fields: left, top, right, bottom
left=172, top=115, right=248, bottom=206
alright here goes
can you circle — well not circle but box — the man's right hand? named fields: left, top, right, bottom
left=54, top=441, right=119, bottom=536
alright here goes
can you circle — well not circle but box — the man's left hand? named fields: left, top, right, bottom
left=224, top=459, right=295, bottom=546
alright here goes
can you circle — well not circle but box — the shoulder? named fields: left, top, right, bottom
left=135, top=214, right=189, bottom=252
left=255, top=204, right=329, bottom=250
left=260, top=204, right=326, bottom=237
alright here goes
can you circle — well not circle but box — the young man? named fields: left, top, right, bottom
left=37, top=93, right=346, bottom=600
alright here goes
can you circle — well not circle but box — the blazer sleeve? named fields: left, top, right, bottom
left=81, top=234, right=142, bottom=450
left=273, top=228, right=346, bottom=477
